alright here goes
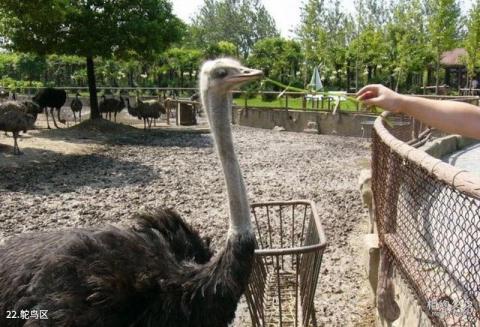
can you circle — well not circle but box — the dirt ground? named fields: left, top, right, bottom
left=0, top=116, right=375, bottom=326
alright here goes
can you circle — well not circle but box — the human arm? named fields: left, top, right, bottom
left=356, top=84, right=480, bottom=139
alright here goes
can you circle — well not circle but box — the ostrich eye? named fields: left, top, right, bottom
left=213, top=68, right=228, bottom=79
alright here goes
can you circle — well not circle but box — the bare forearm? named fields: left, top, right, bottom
left=398, top=95, right=480, bottom=139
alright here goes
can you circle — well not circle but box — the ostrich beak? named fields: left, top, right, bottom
left=227, top=67, right=264, bottom=85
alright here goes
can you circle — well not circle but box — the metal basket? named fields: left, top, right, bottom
left=246, top=200, right=327, bottom=327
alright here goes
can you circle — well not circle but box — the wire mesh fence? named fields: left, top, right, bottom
left=245, top=200, right=327, bottom=327
left=372, top=113, right=480, bottom=326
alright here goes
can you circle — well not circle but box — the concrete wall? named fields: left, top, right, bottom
left=418, top=134, right=478, bottom=159
left=232, top=107, right=379, bottom=137
left=376, top=271, right=434, bottom=327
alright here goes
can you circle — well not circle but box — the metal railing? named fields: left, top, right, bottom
left=6, top=86, right=480, bottom=114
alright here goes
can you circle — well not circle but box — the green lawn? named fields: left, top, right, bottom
left=233, top=94, right=360, bottom=112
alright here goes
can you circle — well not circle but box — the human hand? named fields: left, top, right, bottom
left=356, top=84, right=404, bottom=113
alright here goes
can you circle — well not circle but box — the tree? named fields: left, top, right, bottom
left=0, top=0, right=184, bottom=119
left=248, top=37, right=303, bottom=85
left=385, top=0, right=432, bottom=91
left=296, top=0, right=328, bottom=85
left=204, top=41, right=237, bottom=59
left=189, top=0, right=278, bottom=57
left=323, top=0, right=354, bottom=88
left=426, top=0, right=461, bottom=93
left=163, top=48, right=203, bottom=87
left=464, top=0, right=480, bottom=86
left=16, top=54, right=47, bottom=84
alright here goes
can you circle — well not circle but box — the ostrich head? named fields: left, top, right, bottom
left=200, top=58, right=263, bottom=98
left=199, top=58, right=262, bottom=235
left=23, top=100, right=42, bottom=121
left=200, top=58, right=262, bottom=128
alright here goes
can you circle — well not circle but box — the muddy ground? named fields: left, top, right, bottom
left=0, top=117, right=374, bottom=326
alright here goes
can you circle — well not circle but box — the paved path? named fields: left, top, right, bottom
left=442, top=142, right=480, bottom=175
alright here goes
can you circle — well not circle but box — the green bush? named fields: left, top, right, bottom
left=0, top=76, right=44, bottom=91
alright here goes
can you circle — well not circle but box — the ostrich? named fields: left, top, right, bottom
left=125, top=97, right=139, bottom=120
left=0, top=100, right=42, bottom=154
left=0, top=58, right=263, bottom=326
left=190, top=92, right=203, bottom=116
left=137, top=98, right=166, bottom=128
left=125, top=97, right=165, bottom=130
left=99, top=95, right=125, bottom=122
left=32, top=88, right=67, bottom=129
left=70, top=92, right=83, bottom=123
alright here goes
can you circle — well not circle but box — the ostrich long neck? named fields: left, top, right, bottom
left=203, top=90, right=251, bottom=234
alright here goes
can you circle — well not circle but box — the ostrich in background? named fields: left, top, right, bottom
left=99, top=95, right=125, bottom=122
left=0, top=100, right=42, bottom=154
left=32, top=88, right=67, bottom=129
left=70, top=92, right=83, bottom=123
left=0, top=58, right=263, bottom=326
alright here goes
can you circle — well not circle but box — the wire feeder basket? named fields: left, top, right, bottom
left=246, top=200, right=327, bottom=327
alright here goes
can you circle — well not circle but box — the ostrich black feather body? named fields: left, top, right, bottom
left=32, top=88, right=66, bottom=111
left=0, top=209, right=255, bottom=327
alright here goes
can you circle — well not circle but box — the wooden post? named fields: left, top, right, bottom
left=285, top=94, right=288, bottom=109
left=176, top=102, right=180, bottom=126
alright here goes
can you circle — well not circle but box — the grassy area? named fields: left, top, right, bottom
left=233, top=94, right=360, bottom=112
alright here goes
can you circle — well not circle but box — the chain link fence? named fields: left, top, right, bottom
left=372, top=113, right=480, bottom=326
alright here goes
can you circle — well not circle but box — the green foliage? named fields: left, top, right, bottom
left=0, top=0, right=476, bottom=96
left=464, top=0, right=480, bottom=80
left=189, top=0, right=278, bottom=57
left=248, top=37, right=303, bottom=84
left=0, top=0, right=185, bottom=60
left=0, top=0, right=184, bottom=118
left=384, top=0, right=433, bottom=90
left=0, top=76, right=44, bottom=90
left=204, top=41, right=237, bottom=59
left=297, top=0, right=355, bottom=88
left=427, top=0, right=461, bottom=89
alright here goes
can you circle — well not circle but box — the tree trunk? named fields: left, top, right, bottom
left=86, top=56, right=100, bottom=119
left=435, top=55, right=441, bottom=95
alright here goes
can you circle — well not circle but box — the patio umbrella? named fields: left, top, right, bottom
left=308, top=66, right=323, bottom=91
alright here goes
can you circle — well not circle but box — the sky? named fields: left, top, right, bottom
left=172, top=0, right=475, bottom=39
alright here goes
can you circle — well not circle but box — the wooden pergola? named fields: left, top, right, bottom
left=441, top=48, right=479, bottom=92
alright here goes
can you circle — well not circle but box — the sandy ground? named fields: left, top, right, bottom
left=0, top=115, right=374, bottom=326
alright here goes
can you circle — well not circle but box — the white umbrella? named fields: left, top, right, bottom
left=308, top=66, right=323, bottom=91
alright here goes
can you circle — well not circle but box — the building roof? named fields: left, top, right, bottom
left=440, top=48, right=467, bottom=67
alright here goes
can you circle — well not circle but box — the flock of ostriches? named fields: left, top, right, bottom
left=0, top=58, right=262, bottom=327
left=0, top=88, right=172, bottom=154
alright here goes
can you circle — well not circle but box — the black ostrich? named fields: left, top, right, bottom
left=99, top=95, right=125, bottom=122
left=70, top=92, right=83, bottom=123
left=0, top=58, right=263, bottom=326
left=32, top=88, right=67, bottom=129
